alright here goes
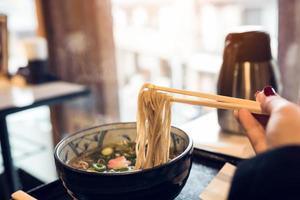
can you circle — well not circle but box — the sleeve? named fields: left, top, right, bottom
left=228, top=145, right=300, bottom=200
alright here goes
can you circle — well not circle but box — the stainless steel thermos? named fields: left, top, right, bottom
left=217, top=31, right=280, bottom=134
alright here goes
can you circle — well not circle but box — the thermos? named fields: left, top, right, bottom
left=217, top=31, right=280, bottom=134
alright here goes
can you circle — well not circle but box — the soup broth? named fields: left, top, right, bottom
left=69, top=141, right=137, bottom=173
left=68, top=139, right=176, bottom=173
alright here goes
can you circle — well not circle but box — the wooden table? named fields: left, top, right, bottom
left=0, top=81, right=89, bottom=198
left=180, top=111, right=255, bottom=159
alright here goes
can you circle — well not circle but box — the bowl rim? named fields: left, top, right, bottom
left=54, top=121, right=193, bottom=176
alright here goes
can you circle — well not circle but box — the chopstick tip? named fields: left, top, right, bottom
left=142, top=83, right=155, bottom=89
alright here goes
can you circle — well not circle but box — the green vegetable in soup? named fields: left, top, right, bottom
left=92, top=163, right=106, bottom=172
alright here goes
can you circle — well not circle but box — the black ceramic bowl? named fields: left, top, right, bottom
left=54, top=122, right=193, bottom=200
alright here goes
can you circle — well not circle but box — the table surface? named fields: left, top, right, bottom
left=0, top=81, right=90, bottom=199
left=180, top=111, right=255, bottom=159
left=0, top=81, right=89, bottom=116
left=27, top=154, right=229, bottom=200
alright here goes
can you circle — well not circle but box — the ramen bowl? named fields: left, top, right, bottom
left=54, top=122, right=193, bottom=200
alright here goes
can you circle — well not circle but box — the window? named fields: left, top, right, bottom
left=112, top=0, right=278, bottom=124
left=0, top=0, right=37, bottom=73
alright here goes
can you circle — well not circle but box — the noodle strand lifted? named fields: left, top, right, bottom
left=135, top=86, right=172, bottom=169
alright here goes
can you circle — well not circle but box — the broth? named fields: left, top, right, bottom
left=68, top=139, right=176, bottom=173
left=69, top=141, right=136, bottom=173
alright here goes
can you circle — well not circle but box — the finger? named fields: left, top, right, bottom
left=256, top=85, right=277, bottom=104
left=256, top=91, right=265, bottom=103
left=262, top=96, right=289, bottom=114
left=238, top=109, right=267, bottom=153
left=256, top=91, right=288, bottom=114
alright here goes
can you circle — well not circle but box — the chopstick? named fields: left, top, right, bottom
left=11, top=190, right=37, bottom=200
left=172, top=97, right=263, bottom=114
left=144, top=83, right=265, bottom=114
left=148, top=83, right=258, bottom=106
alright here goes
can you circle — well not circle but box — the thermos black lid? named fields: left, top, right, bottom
left=225, top=31, right=272, bottom=62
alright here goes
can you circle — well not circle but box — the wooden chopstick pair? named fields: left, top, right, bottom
left=144, top=83, right=265, bottom=115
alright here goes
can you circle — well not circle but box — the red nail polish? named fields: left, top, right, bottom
left=263, top=86, right=276, bottom=96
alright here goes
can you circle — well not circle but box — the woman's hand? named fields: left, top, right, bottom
left=236, top=86, right=300, bottom=153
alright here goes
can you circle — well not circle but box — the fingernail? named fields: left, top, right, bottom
left=263, top=86, right=276, bottom=96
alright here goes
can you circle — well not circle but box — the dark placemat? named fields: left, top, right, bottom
left=28, top=151, right=239, bottom=200
left=175, top=157, right=224, bottom=200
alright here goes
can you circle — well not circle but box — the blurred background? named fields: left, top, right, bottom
left=0, top=0, right=300, bottom=197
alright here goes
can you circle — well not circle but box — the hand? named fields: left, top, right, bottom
left=236, top=86, right=300, bottom=153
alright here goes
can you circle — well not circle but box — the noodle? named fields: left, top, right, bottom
left=135, top=86, right=172, bottom=169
